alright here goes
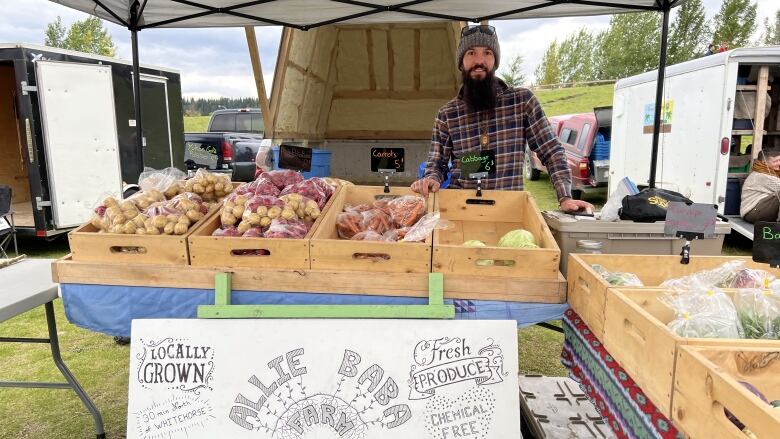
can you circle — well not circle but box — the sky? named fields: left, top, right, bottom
left=0, top=1, right=776, bottom=99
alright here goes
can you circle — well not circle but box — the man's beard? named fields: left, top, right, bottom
left=462, top=67, right=497, bottom=113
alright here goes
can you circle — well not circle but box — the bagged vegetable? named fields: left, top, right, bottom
left=387, top=196, right=426, bottom=228
left=279, top=193, right=321, bottom=222
left=220, top=193, right=251, bottom=227
left=138, top=167, right=187, bottom=199
left=89, top=194, right=143, bottom=234
left=734, top=288, right=780, bottom=339
left=258, top=170, right=304, bottom=190
left=660, top=260, right=746, bottom=291
left=337, top=212, right=363, bottom=239
left=233, top=177, right=280, bottom=197
left=344, top=203, right=372, bottom=214
left=361, top=209, right=392, bottom=235
left=730, top=269, right=776, bottom=289
left=240, top=195, right=288, bottom=232
left=280, top=177, right=334, bottom=209
left=664, top=288, right=744, bottom=338
left=264, top=218, right=309, bottom=239
left=351, top=231, right=385, bottom=241
left=184, top=169, right=234, bottom=202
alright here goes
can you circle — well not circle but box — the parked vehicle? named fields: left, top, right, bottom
left=524, top=108, right=612, bottom=201
left=0, top=43, right=184, bottom=237
left=184, top=133, right=263, bottom=182
left=208, top=108, right=264, bottom=134
left=608, top=47, right=780, bottom=239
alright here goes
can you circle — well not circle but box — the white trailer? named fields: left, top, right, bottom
left=608, top=47, right=780, bottom=239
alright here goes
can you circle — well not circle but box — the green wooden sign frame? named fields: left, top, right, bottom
left=197, top=272, right=455, bottom=319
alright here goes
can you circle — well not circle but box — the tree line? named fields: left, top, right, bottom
left=502, top=0, right=780, bottom=87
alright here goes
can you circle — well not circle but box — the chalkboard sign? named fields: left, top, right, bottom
left=461, top=150, right=496, bottom=179
left=753, top=221, right=780, bottom=267
left=371, top=147, right=405, bottom=172
left=664, top=201, right=717, bottom=239
left=278, top=144, right=312, bottom=172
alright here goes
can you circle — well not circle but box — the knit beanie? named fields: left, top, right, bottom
left=457, top=28, right=500, bottom=71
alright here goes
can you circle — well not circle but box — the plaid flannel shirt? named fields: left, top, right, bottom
left=423, top=81, right=572, bottom=201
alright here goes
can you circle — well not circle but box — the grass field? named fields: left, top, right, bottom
left=0, top=84, right=750, bottom=438
left=183, top=115, right=210, bottom=132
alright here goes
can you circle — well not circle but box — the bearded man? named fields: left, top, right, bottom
left=411, top=25, right=593, bottom=214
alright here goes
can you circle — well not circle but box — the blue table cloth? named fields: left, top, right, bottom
left=60, top=284, right=569, bottom=337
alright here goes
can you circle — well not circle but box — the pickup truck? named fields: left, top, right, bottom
left=184, top=133, right=263, bottom=182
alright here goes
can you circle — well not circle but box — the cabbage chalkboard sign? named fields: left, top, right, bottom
left=371, top=147, right=405, bottom=172
left=753, top=222, right=780, bottom=267
left=278, top=144, right=312, bottom=172
left=461, top=150, right=496, bottom=179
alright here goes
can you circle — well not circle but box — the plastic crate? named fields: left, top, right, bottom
left=543, top=211, right=730, bottom=275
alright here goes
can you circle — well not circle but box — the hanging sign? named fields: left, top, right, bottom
left=371, top=148, right=405, bottom=172
left=461, top=151, right=496, bottom=179
left=127, top=319, right=520, bottom=439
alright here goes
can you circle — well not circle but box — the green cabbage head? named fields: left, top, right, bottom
left=498, top=229, right=538, bottom=248
left=462, top=240, right=494, bottom=266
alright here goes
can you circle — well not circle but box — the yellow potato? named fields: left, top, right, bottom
left=163, top=223, right=175, bottom=235
left=166, top=214, right=180, bottom=223
left=135, top=227, right=147, bottom=235
left=235, top=196, right=247, bottom=206
left=193, top=183, right=205, bottom=193
left=90, top=216, right=103, bottom=229
left=267, top=206, right=281, bottom=219
left=178, top=216, right=192, bottom=227
left=259, top=217, right=271, bottom=227
left=245, top=213, right=261, bottom=225
left=123, top=222, right=137, bottom=234
left=281, top=208, right=295, bottom=220
left=256, top=206, right=268, bottom=217
left=152, top=216, right=167, bottom=229
left=146, top=226, right=160, bottom=235
left=174, top=223, right=188, bottom=235
left=232, top=206, right=244, bottom=217
left=187, top=210, right=204, bottom=222
left=237, top=222, right=251, bottom=234
left=120, top=201, right=135, bottom=211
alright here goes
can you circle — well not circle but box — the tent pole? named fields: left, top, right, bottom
left=649, top=1, right=670, bottom=189
left=131, top=1, right=144, bottom=177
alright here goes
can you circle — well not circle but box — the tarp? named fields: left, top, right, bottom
left=60, top=283, right=569, bottom=337
left=51, top=0, right=686, bottom=30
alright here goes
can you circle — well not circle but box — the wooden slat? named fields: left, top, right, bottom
left=752, top=66, right=769, bottom=159
left=244, top=26, right=272, bottom=135
left=673, top=346, right=780, bottom=439
left=52, top=256, right=566, bottom=303
left=68, top=222, right=191, bottom=265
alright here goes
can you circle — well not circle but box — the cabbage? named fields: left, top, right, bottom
left=463, top=240, right=493, bottom=266
left=498, top=229, right=538, bottom=248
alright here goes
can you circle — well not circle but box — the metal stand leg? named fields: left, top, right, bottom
left=45, top=302, right=106, bottom=439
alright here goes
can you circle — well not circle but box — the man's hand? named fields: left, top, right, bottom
left=410, top=177, right=441, bottom=198
left=560, top=197, right=594, bottom=215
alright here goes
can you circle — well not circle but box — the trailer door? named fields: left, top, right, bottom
left=35, top=61, right=123, bottom=228
left=139, top=74, right=173, bottom=170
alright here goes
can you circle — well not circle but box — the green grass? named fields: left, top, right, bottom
left=183, top=115, right=210, bottom=132
left=535, top=83, right=615, bottom=117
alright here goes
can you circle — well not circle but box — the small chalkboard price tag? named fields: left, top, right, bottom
left=278, top=144, right=312, bottom=172
left=461, top=150, right=496, bottom=179
left=753, top=222, right=780, bottom=267
left=664, top=201, right=717, bottom=240
left=371, top=147, right=405, bottom=172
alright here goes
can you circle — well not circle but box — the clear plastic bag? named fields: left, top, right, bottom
left=138, top=167, right=187, bottom=199
left=344, top=203, right=372, bottom=214
left=402, top=212, right=452, bottom=242
left=336, top=212, right=363, bottom=239
left=600, top=176, right=638, bottom=222
left=589, top=264, right=643, bottom=286
left=234, top=177, right=280, bottom=197
left=264, top=218, right=309, bottom=239
left=183, top=168, right=234, bottom=202
left=89, top=194, right=143, bottom=234
left=241, top=195, right=287, bottom=230
left=734, top=288, right=780, bottom=339
left=387, top=196, right=426, bottom=228
left=254, top=139, right=274, bottom=175
left=279, top=193, right=321, bottom=222
left=351, top=231, right=385, bottom=241
left=663, top=287, right=744, bottom=338
left=280, top=177, right=334, bottom=209
left=660, top=260, right=746, bottom=291
left=258, top=170, right=304, bottom=190
left=361, top=209, right=392, bottom=235
left=730, top=269, right=776, bottom=289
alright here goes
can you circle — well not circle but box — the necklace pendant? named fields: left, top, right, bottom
left=480, top=134, right=489, bottom=147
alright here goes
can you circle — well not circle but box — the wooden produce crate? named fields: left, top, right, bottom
left=602, top=287, right=780, bottom=418
left=567, top=254, right=780, bottom=341
left=187, top=189, right=338, bottom=269
left=310, top=185, right=433, bottom=273
left=432, top=189, right=560, bottom=280
left=68, top=211, right=215, bottom=266
left=673, top=345, right=780, bottom=438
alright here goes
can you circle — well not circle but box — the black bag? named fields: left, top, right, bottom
left=619, top=188, right=693, bottom=222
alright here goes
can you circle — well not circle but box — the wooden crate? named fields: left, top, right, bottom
left=187, top=188, right=337, bottom=269
left=673, top=345, right=780, bottom=438
left=432, top=189, right=560, bottom=280
left=602, top=287, right=780, bottom=418
left=52, top=255, right=565, bottom=302
left=567, top=254, right=780, bottom=341
left=310, top=185, right=433, bottom=274
left=68, top=219, right=200, bottom=266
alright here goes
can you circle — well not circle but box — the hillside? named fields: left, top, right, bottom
left=534, top=83, right=614, bottom=116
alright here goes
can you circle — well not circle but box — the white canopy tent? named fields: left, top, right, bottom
left=50, top=0, right=689, bottom=187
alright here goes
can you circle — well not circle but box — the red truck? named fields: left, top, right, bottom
left=524, top=107, right=612, bottom=199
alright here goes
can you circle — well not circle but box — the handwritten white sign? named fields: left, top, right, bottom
left=127, top=319, right=520, bottom=439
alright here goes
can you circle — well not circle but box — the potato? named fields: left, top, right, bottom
left=146, top=226, right=160, bottom=235
left=237, top=222, right=251, bottom=234
left=120, top=201, right=134, bottom=211
left=178, top=216, right=191, bottom=227
left=123, top=222, right=137, bottom=234
left=123, top=210, right=138, bottom=220
left=174, top=223, right=188, bottom=235
left=91, top=216, right=103, bottom=229
left=234, top=196, right=248, bottom=206
left=104, top=197, right=119, bottom=207
left=281, top=208, right=295, bottom=220
left=221, top=213, right=237, bottom=227
left=215, top=183, right=224, bottom=192
left=135, top=227, right=147, bottom=235
left=193, top=183, right=205, bottom=193
left=267, top=206, right=281, bottom=219
left=133, top=215, right=147, bottom=227
left=166, top=214, right=180, bottom=223
left=187, top=210, right=204, bottom=222
left=106, top=207, right=121, bottom=218
left=260, top=217, right=271, bottom=227
left=163, top=223, right=175, bottom=235
left=113, top=214, right=127, bottom=225
left=232, top=206, right=244, bottom=218
left=224, top=201, right=235, bottom=211
left=152, top=216, right=167, bottom=229
left=245, top=213, right=261, bottom=226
